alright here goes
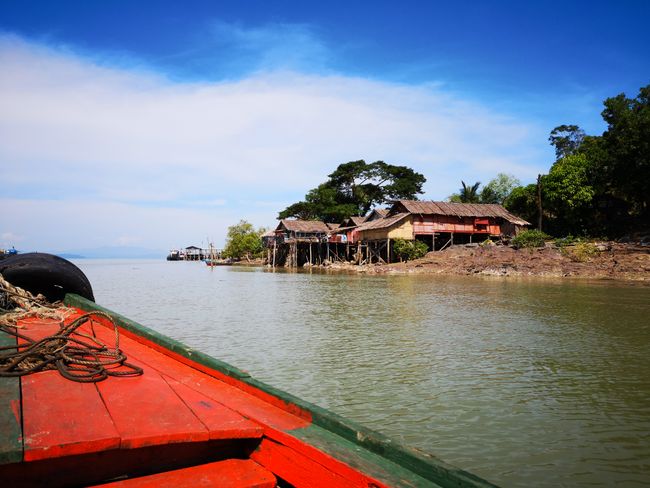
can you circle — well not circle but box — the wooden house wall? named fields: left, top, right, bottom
left=358, top=218, right=413, bottom=241
left=412, top=215, right=501, bottom=235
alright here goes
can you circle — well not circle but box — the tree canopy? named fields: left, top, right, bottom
left=502, top=83, right=650, bottom=237
left=278, top=160, right=426, bottom=221
left=447, top=174, right=520, bottom=205
left=480, top=174, right=521, bottom=204
left=222, top=220, right=266, bottom=261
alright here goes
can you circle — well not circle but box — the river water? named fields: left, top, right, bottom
left=74, top=259, right=650, bottom=487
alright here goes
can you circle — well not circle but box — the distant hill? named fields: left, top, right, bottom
left=55, top=246, right=166, bottom=259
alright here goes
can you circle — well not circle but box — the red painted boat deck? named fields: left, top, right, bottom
left=0, top=308, right=468, bottom=488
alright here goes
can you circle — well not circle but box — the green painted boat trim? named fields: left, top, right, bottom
left=64, top=294, right=498, bottom=488
left=0, top=329, right=23, bottom=465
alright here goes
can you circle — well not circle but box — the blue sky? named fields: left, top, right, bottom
left=1, top=1, right=649, bottom=253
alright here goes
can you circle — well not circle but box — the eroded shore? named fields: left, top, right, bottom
left=323, top=242, right=650, bottom=282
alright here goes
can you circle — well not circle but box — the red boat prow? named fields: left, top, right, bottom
left=0, top=295, right=497, bottom=488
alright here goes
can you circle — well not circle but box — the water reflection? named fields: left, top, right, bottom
left=76, top=260, right=650, bottom=487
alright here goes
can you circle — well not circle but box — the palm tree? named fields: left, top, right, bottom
left=459, top=181, right=481, bottom=203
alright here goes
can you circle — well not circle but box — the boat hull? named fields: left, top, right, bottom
left=0, top=294, right=497, bottom=487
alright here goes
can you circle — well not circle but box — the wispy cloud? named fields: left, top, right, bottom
left=0, top=33, right=550, bottom=251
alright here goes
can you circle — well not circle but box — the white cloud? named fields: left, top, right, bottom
left=0, top=35, right=550, bottom=251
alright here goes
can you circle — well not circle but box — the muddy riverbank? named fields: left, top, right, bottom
left=325, top=242, right=650, bottom=281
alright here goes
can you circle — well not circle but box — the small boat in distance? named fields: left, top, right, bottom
left=0, top=247, right=18, bottom=260
left=166, top=249, right=183, bottom=261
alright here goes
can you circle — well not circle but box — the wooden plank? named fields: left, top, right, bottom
left=96, top=359, right=210, bottom=449
left=22, top=370, right=121, bottom=461
left=80, top=320, right=308, bottom=432
left=95, top=459, right=276, bottom=488
left=251, top=438, right=352, bottom=488
left=163, top=377, right=264, bottom=441
left=0, top=329, right=22, bottom=464
left=16, top=316, right=62, bottom=342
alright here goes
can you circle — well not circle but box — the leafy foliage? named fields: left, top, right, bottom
left=549, top=124, right=586, bottom=159
left=504, top=184, right=538, bottom=225
left=542, top=153, right=595, bottom=235
left=561, top=241, right=599, bottom=262
left=511, top=229, right=550, bottom=249
left=458, top=181, right=481, bottom=203
left=392, top=238, right=429, bottom=261
left=279, top=160, right=426, bottom=221
left=222, top=220, right=265, bottom=261
left=480, top=173, right=521, bottom=204
left=504, top=83, right=649, bottom=238
left=594, top=85, right=650, bottom=218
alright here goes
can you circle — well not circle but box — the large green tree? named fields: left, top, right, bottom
left=480, top=173, right=521, bottom=204
left=542, top=154, right=595, bottom=235
left=222, top=220, right=266, bottom=261
left=548, top=124, right=586, bottom=159
left=279, top=160, right=426, bottom=221
left=541, top=84, right=650, bottom=235
left=595, top=85, right=650, bottom=218
left=504, top=184, right=538, bottom=225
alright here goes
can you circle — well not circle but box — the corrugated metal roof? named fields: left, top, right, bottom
left=367, top=208, right=388, bottom=219
left=349, top=216, right=367, bottom=226
left=393, top=200, right=530, bottom=226
left=356, top=213, right=410, bottom=231
left=277, top=219, right=331, bottom=233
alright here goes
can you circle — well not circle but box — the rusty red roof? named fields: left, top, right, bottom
left=392, top=200, right=530, bottom=226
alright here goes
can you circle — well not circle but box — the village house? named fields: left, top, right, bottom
left=265, top=202, right=528, bottom=267
left=354, top=200, right=530, bottom=263
left=267, top=219, right=339, bottom=267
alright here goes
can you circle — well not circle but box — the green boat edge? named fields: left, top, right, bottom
left=65, top=293, right=498, bottom=488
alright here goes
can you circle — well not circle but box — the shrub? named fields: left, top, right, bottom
left=560, top=241, right=599, bottom=262
left=392, top=239, right=429, bottom=261
left=511, top=229, right=550, bottom=249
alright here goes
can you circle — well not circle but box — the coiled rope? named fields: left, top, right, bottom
left=0, top=274, right=143, bottom=382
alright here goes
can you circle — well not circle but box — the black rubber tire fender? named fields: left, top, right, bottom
left=0, top=253, right=95, bottom=302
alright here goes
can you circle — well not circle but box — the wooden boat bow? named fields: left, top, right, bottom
left=0, top=293, right=498, bottom=487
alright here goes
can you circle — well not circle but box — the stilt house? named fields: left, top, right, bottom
left=267, top=219, right=336, bottom=267
left=354, top=200, right=530, bottom=263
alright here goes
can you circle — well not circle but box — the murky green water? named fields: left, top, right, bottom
left=75, top=259, right=650, bottom=487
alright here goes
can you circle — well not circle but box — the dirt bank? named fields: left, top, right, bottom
left=342, top=242, right=650, bottom=281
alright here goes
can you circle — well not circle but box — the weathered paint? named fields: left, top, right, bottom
left=64, top=294, right=499, bottom=488
left=359, top=217, right=414, bottom=241
left=0, top=329, right=22, bottom=465
left=96, top=358, right=210, bottom=449
left=413, top=215, right=500, bottom=235
left=94, top=459, right=277, bottom=488
left=22, top=370, right=121, bottom=461
left=163, top=377, right=264, bottom=441
left=251, top=438, right=353, bottom=487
